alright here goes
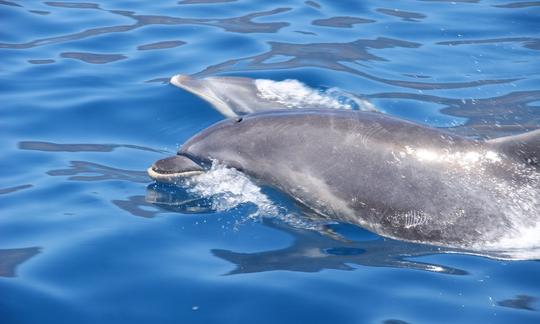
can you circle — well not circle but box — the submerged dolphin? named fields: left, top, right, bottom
left=170, top=74, right=377, bottom=117
left=148, top=108, right=540, bottom=249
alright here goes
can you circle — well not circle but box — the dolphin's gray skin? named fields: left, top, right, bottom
left=170, top=74, right=377, bottom=117
left=148, top=109, right=540, bottom=248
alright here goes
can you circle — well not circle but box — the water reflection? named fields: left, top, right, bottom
left=0, top=4, right=291, bottom=49
left=18, top=141, right=165, bottom=153
left=113, top=195, right=163, bottom=218
left=0, top=184, right=33, bottom=195
left=437, top=37, right=540, bottom=50
left=60, top=52, right=127, bottom=64
left=0, top=247, right=40, bottom=278
left=383, top=320, right=410, bottom=324
left=45, top=2, right=100, bottom=9
left=376, top=8, right=426, bottom=22
left=497, top=295, right=537, bottom=311
left=305, top=1, right=321, bottom=9
left=47, top=161, right=149, bottom=183
left=312, top=16, right=375, bottom=28
left=0, top=0, right=21, bottom=7
left=145, top=182, right=466, bottom=274
left=146, top=183, right=214, bottom=214
left=212, top=219, right=468, bottom=275
left=369, top=90, right=540, bottom=137
left=178, top=0, right=237, bottom=4
left=113, top=184, right=214, bottom=218
left=137, top=40, right=186, bottom=51
left=195, top=37, right=517, bottom=90
left=28, top=59, right=55, bottom=64
left=494, top=2, right=540, bottom=9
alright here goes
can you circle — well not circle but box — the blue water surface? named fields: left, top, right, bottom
left=1, top=0, right=540, bottom=323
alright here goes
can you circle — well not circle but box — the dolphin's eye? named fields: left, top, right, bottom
left=235, top=117, right=243, bottom=123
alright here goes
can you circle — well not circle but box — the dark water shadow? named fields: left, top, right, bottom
left=212, top=219, right=468, bottom=275
left=113, top=195, right=163, bottom=218
left=497, top=295, right=537, bottom=311
left=0, top=184, right=33, bottom=195
left=18, top=141, right=167, bottom=153
left=369, top=90, right=540, bottom=137
left=312, top=16, right=375, bottom=28
left=383, top=320, right=410, bottom=324
left=494, top=2, right=540, bottom=9
left=178, top=0, right=237, bottom=4
left=28, top=59, right=55, bottom=64
left=47, top=161, right=149, bottom=183
left=112, top=183, right=215, bottom=218
left=376, top=8, right=426, bottom=22
left=0, top=0, right=21, bottom=7
left=305, top=1, right=321, bottom=9
left=0, top=4, right=291, bottom=50
left=0, top=247, right=41, bottom=278
left=194, top=37, right=518, bottom=90
left=137, top=40, right=186, bottom=51
left=60, top=52, right=127, bottom=64
left=437, top=37, right=540, bottom=50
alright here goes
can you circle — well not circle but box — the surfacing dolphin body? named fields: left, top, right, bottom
left=148, top=109, right=540, bottom=249
left=170, top=74, right=377, bottom=117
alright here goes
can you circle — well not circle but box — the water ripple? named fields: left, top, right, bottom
left=376, top=8, right=426, bottom=21
left=311, top=16, right=375, bottom=28
left=0, top=6, right=291, bottom=49
left=137, top=40, right=186, bottom=51
left=18, top=141, right=166, bottom=153
left=60, top=52, right=127, bottom=64
left=47, top=161, right=149, bottom=183
left=0, top=184, right=33, bottom=195
left=0, top=247, right=40, bottom=278
left=196, top=37, right=519, bottom=90
left=437, top=37, right=540, bottom=50
left=494, top=2, right=540, bottom=9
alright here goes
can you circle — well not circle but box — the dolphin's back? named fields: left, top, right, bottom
left=181, top=109, right=540, bottom=247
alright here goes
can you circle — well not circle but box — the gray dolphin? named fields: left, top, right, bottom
left=148, top=108, right=540, bottom=249
left=170, top=74, right=377, bottom=117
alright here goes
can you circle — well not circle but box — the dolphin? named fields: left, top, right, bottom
left=170, top=74, right=377, bottom=117
left=148, top=108, right=540, bottom=249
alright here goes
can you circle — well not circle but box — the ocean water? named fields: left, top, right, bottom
left=1, top=0, right=540, bottom=323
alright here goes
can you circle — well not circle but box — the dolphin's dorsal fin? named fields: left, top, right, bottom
left=487, top=129, right=540, bottom=165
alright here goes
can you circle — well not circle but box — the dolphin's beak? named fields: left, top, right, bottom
left=170, top=74, right=197, bottom=90
left=147, top=155, right=205, bottom=183
left=169, top=74, right=238, bottom=117
left=170, top=74, right=216, bottom=102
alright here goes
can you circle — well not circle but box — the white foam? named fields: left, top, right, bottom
left=184, top=162, right=321, bottom=230
left=255, top=79, right=377, bottom=112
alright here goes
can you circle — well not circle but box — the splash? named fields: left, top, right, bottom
left=475, top=173, right=540, bottom=259
left=183, top=162, right=322, bottom=230
left=254, top=78, right=377, bottom=112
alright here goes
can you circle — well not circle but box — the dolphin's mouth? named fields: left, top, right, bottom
left=147, top=154, right=205, bottom=183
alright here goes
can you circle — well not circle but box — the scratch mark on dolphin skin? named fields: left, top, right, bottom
left=360, top=123, right=384, bottom=147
